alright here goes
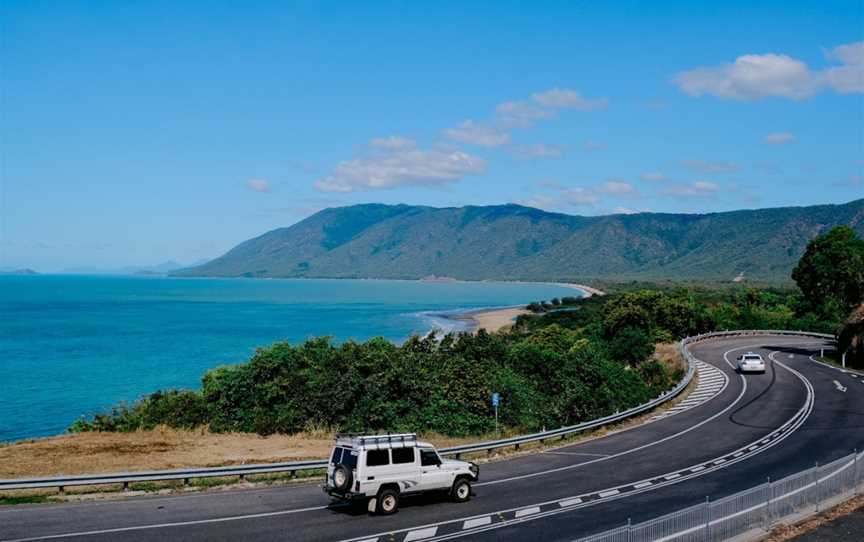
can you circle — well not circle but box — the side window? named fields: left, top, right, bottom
left=330, top=447, right=343, bottom=465
left=366, top=449, right=390, bottom=467
left=420, top=450, right=441, bottom=466
left=392, top=447, right=415, bottom=464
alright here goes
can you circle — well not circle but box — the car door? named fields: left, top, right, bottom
left=417, top=449, right=451, bottom=492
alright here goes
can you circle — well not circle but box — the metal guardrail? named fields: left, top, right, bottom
left=575, top=449, right=862, bottom=542
left=0, top=329, right=834, bottom=492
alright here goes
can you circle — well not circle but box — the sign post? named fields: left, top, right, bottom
left=491, top=393, right=500, bottom=435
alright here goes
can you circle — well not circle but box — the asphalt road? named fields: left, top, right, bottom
left=2, top=335, right=862, bottom=542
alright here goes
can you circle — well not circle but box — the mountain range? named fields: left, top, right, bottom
left=174, top=199, right=864, bottom=282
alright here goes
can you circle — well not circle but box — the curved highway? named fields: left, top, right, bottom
left=2, top=334, right=862, bottom=542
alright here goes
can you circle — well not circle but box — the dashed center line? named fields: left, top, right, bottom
left=403, top=527, right=438, bottom=541
left=462, top=517, right=491, bottom=530
left=514, top=507, right=540, bottom=518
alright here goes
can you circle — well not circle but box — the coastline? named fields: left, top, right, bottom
left=424, top=281, right=604, bottom=334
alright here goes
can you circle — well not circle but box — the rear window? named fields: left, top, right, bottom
left=744, top=355, right=761, bottom=360
left=366, top=449, right=390, bottom=467
left=392, top=447, right=415, bottom=464
left=343, top=451, right=358, bottom=468
left=331, top=447, right=357, bottom=468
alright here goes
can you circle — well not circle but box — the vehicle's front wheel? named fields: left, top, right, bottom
left=451, top=478, right=471, bottom=503
left=376, top=488, right=400, bottom=515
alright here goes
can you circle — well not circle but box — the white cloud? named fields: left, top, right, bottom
left=611, top=206, right=638, bottom=214
left=680, top=159, right=741, bottom=173
left=245, top=179, right=270, bottom=193
left=495, top=100, right=554, bottom=128
left=583, top=140, right=607, bottom=151
left=531, top=88, right=609, bottom=110
left=824, top=41, right=864, bottom=93
left=512, top=143, right=567, bottom=159
left=675, top=53, right=817, bottom=100
left=675, top=42, right=864, bottom=100
left=562, top=187, right=600, bottom=206
left=640, top=172, right=667, bottom=182
left=661, top=180, right=721, bottom=198
left=599, top=180, right=639, bottom=197
left=444, top=120, right=510, bottom=147
left=370, top=136, right=416, bottom=150
left=763, top=132, right=796, bottom=145
left=315, top=145, right=486, bottom=192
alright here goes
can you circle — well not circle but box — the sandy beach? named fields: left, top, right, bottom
left=435, top=282, right=605, bottom=334
left=467, top=307, right=531, bottom=332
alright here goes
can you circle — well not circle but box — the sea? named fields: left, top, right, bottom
left=0, top=275, right=581, bottom=442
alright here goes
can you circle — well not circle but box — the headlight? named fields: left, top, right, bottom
left=469, top=463, right=479, bottom=476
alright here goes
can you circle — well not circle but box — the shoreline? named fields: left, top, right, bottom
left=425, top=282, right=604, bottom=335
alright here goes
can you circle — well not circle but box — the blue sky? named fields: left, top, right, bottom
left=2, top=1, right=862, bottom=270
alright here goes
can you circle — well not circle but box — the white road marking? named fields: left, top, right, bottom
left=404, top=527, right=438, bottom=541
left=691, top=466, right=705, bottom=472
left=1, top=504, right=329, bottom=542
left=833, top=380, right=847, bottom=393
left=559, top=497, right=583, bottom=507
left=462, top=517, right=491, bottom=529
left=599, top=489, right=620, bottom=497
left=634, top=481, right=653, bottom=489
left=514, top=507, right=540, bottom=518
left=664, top=473, right=681, bottom=480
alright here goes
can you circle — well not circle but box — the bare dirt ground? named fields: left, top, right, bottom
left=764, top=494, right=864, bottom=541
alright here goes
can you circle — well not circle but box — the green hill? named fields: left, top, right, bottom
left=174, top=199, right=864, bottom=282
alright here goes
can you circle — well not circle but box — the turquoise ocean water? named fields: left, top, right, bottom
left=0, top=275, right=579, bottom=442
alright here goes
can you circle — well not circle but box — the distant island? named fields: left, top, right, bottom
left=0, top=268, right=38, bottom=276
left=173, top=199, right=864, bottom=282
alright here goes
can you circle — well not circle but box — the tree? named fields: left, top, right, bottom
left=792, top=226, right=864, bottom=320
left=605, top=326, right=655, bottom=366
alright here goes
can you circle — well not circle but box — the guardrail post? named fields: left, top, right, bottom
left=183, top=478, right=189, bottom=486
left=764, top=477, right=771, bottom=531
left=627, top=517, right=632, bottom=542
left=704, top=496, right=710, bottom=542
left=854, top=451, right=860, bottom=496
left=814, top=462, right=820, bottom=513
left=239, top=474, right=245, bottom=482
left=58, top=485, right=64, bottom=496
left=514, top=443, right=520, bottom=451
left=123, top=481, right=129, bottom=492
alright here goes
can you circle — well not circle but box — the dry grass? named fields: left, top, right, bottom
left=654, top=342, right=687, bottom=374
left=0, top=426, right=493, bottom=479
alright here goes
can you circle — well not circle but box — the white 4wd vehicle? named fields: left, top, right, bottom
left=323, top=433, right=479, bottom=515
left=736, top=352, right=766, bottom=373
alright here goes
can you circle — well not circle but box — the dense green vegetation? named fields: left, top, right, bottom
left=175, top=199, right=863, bottom=282
left=70, top=324, right=680, bottom=436
left=73, top=226, right=864, bottom=436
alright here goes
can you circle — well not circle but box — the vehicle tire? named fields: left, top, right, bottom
left=332, top=464, right=353, bottom=492
left=451, top=478, right=471, bottom=503
left=376, top=488, right=399, bottom=515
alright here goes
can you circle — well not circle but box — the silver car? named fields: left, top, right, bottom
left=736, top=352, right=766, bottom=373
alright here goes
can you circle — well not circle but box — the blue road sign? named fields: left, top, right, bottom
left=492, top=392, right=500, bottom=407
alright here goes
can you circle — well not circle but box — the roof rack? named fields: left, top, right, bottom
left=335, top=433, right=418, bottom=450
